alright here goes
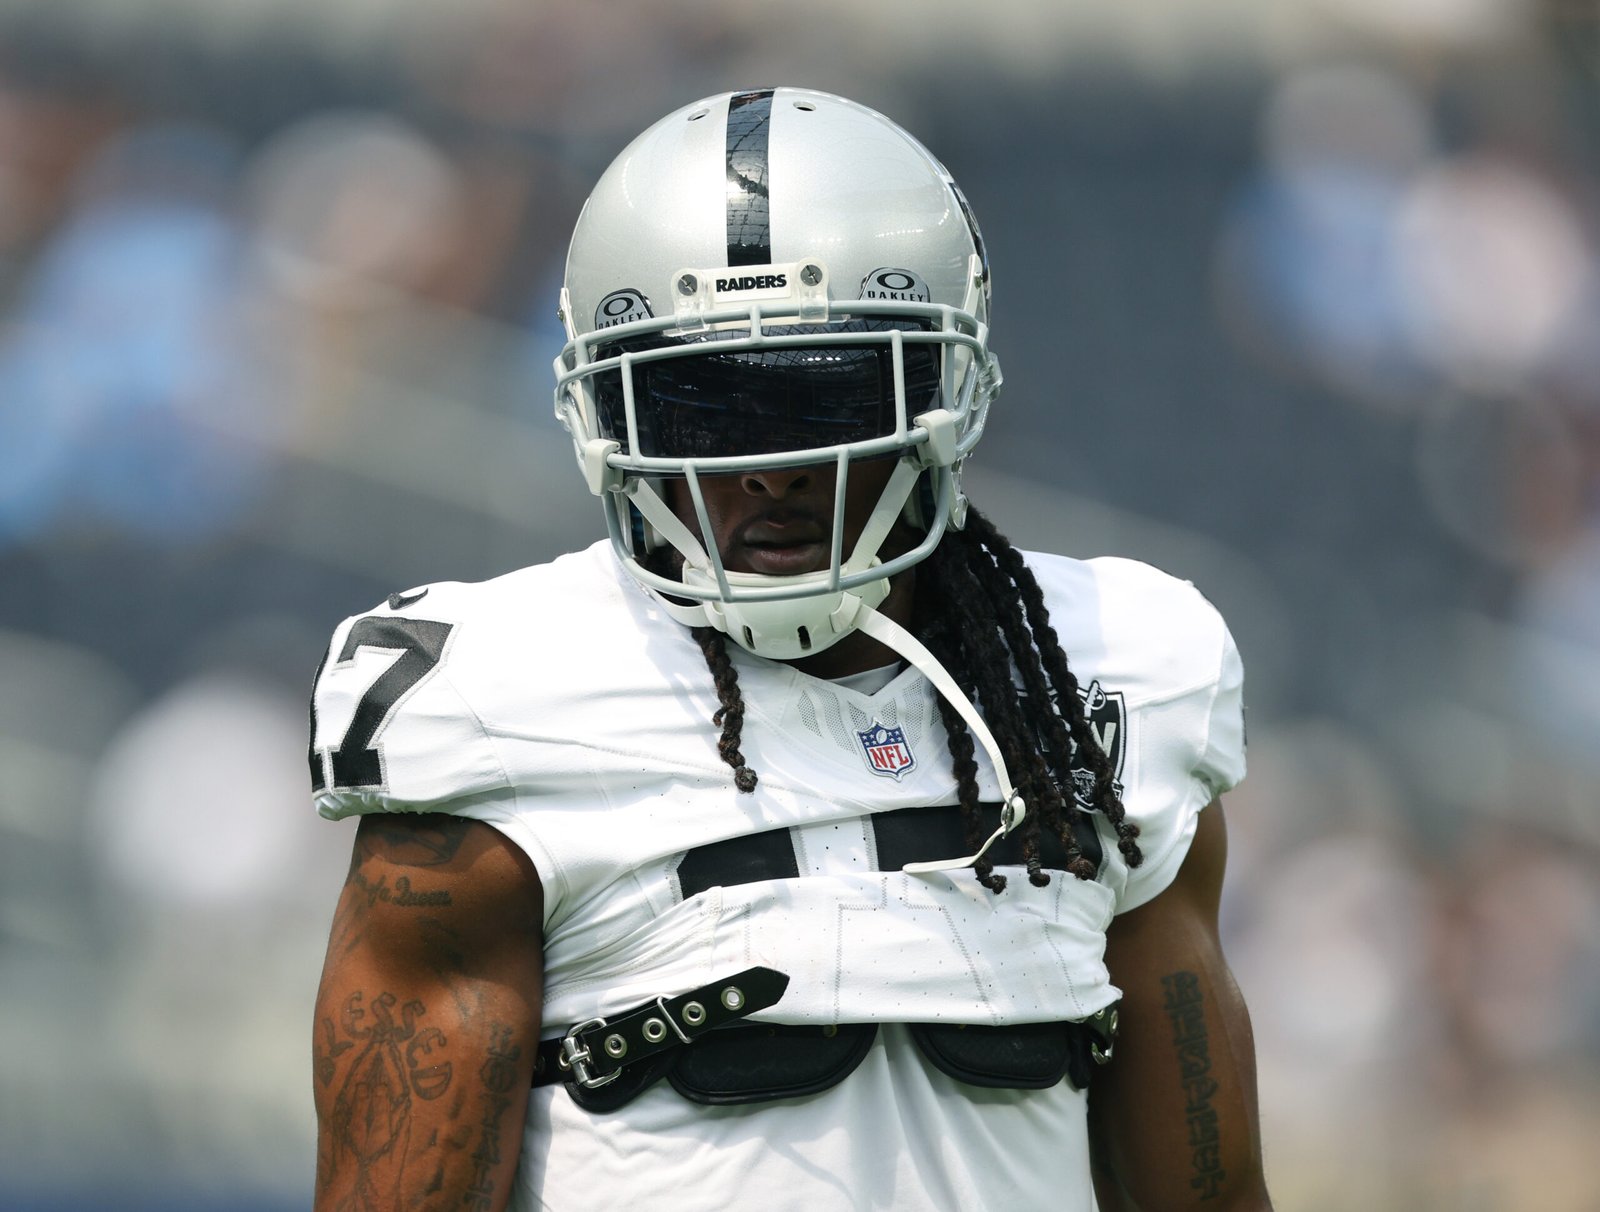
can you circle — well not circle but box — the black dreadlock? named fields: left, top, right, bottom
left=916, top=509, right=1143, bottom=890
left=672, top=505, right=1142, bottom=892
left=692, top=624, right=759, bottom=793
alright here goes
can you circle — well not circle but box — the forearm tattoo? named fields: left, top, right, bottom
left=1162, top=971, right=1226, bottom=1200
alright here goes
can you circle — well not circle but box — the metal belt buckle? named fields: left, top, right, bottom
left=1088, top=1005, right=1119, bottom=1065
left=558, top=1016, right=619, bottom=1089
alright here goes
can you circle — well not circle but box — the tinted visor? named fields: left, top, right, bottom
left=593, top=319, right=941, bottom=459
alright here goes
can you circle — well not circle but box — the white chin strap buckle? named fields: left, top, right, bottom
left=901, top=792, right=1028, bottom=875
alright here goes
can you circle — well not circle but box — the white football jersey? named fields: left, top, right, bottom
left=310, top=540, right=1245, bottom=1211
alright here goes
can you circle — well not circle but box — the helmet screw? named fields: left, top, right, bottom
left=677, top=273, right=699, bottom=296
left=799, top=263, right=823, bottom=286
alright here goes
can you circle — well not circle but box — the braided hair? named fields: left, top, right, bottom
left=681, top=505, right=1143, bottom=893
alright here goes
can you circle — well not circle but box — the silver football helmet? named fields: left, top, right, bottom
left=555, top=87, right=1001, bottom=662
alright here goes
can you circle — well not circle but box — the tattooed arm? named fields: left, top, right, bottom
left=313, top=813, right=543, bottom=1212
left=1089, top=800, right=1271, bottom=1211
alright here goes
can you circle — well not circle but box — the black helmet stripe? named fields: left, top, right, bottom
left=725, top=89, right=774, bottom=267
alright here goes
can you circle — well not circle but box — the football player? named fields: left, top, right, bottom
left=309, top=87, right=1270, bottom=1211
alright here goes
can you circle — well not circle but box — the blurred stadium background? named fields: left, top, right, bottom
left=2, top=0, right=1598, bottom=1208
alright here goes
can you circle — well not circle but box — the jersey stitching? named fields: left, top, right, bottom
left=543, top=893, right=722, bottom=1015
left=1115, top=661, right=1226, bottom=713
left=477, top=724, right=730, bottom=778
left=433, top=660, right=575, bottom=912
left=1195, top=613, right=1230, bottom=791
left=1111, top=609, right=1228, bottom=915
left=1045, top=875, right=1084, bottom=1017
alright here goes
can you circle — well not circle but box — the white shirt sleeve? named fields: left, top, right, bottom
left=1107, top=580, right=1247, bottom=915
left=308, top=600, right=511, bottom=821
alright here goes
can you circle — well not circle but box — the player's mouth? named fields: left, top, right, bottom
left=735, top=516, right=831, bottom=576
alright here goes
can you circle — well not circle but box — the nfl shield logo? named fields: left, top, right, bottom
left=857, top=722, right=916, bottom=780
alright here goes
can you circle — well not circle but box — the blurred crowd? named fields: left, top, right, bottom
left=0, top=2, right=1597, bottom=1209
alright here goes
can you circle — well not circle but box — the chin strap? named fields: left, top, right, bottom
left=852, top=605, right=1027, bottom=874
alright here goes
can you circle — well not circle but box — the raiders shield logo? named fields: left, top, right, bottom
left=1071, top=680, right=1126, bottom=807
left=857, top=722, right=916, bottom=780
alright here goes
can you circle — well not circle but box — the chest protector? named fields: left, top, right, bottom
left=552, top=801, right=1113, bottom=1113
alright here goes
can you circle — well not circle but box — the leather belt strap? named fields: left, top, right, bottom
left=532, top=966, right=790, bottom=1091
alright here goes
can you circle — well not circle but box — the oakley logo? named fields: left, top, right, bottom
left=594, top=288, right=653, bottom=329
left=714, top=273, right=788, bottom=292
left=860, top=267, right=931, bottom=302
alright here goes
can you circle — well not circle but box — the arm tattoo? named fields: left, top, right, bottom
left=349, top=869, right=454, bottom=909
left=463, top=1023, right=522, bottom=1212
left=355, top=814, right=474, bottom=868
left=1162, top=971, right=1226, bottom=1200
left=329, top=817, right=461, bottom=961
left=323, top=990, right=455, bottom=1209
left=315, top=1016, right=354, bottom=1088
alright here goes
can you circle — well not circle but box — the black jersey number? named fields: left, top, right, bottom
left=309, top=616, right=455, bottom=792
